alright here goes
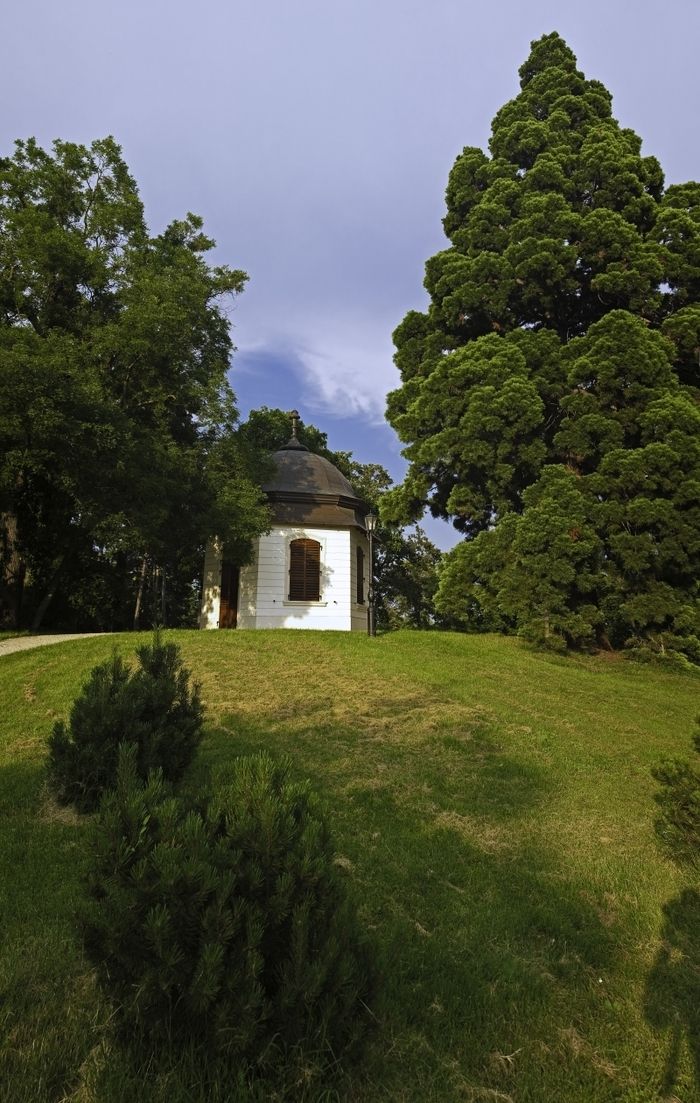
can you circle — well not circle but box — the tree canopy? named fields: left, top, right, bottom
left=0, top=137, right=269, bottom=630
left=383, top=32, right=700, bottom=659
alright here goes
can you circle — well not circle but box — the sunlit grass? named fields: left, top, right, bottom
left=0, top=630, right=698, bottom=1101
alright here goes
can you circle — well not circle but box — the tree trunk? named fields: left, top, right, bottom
left=160, top=567, right=166, bottom=627
left=150, top=565, right=167, bottom=627
left=0, top=512, right=26, bottom=629
left=30, top=555, right=65, bottom=632
left=596, top=629, right=614, bottom=652
left=133, top=554, right=148, bottom=630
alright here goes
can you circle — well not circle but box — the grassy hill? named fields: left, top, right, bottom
left=1, top=630, right=698, bottom=1101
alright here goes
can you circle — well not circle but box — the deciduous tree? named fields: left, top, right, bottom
left=0, top=137, right=268, bottom=629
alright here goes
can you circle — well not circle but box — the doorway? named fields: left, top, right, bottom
left=219, top=562, right=239, bottom=628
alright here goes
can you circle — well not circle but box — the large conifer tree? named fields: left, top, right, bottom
left=384, top=32, right=700, bottom=657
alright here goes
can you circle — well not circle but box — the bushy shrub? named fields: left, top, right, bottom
left=626, top=635, right=700, bottom=670
left=652, top=716, right=700, bottom=869
left=47, top=633, right=203, bottom=812
left=81, top=746, right=376, bottom=1077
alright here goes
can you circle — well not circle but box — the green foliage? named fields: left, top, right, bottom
left=387, top=33, right=700, bottom=656
left=436, top=468, right=603, bottom=648
left=47, top=633, right=203, bottom=811
left=434, top=519, right=517, bottom=633
left=652, top=717, right=700, bottom=870
left=236, top=405, right=334, bottom=461
left=376, top=525, right=444, bottom=630
left=0, top=136, right=268, bottom=631
left=82, top=745, right=375, bottom=1078
left=496, top=467, right=603, bottom=650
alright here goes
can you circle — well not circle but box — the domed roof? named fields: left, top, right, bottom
left=262, top=437, right=357, bottom=498
left=262, top=434, right=367, bottom=529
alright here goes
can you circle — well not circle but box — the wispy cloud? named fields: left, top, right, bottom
left=294, top=327, right=399, bottom=425
left=235, top=317, right=400, bottom=426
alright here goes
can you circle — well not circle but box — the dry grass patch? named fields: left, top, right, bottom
left=558, top=1025, right=620, bottom=1081
left=38, top=788, right=82, bottom=827
left=433, top=810, right=510, bottom=853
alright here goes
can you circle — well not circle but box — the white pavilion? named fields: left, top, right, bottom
left=199, top=413, right=371, bottom=631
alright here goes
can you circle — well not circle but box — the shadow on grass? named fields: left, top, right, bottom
left=0, top=757, right=90, bottom=927
left=345, top=803, right=619, bottom=1099
left=644, top=888, right=700, bottom=1100
left=0, top=756, right=45, bottom=811
left=0, top=757, right=104, bottom=1103
left=211, top=711, right=622, bottom=1100
left=0, top=710, right=634, bottom=1101
left=214, top=708, right=549, bottom=822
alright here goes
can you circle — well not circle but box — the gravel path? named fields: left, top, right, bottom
left=0, top=633, right=108, bottom=658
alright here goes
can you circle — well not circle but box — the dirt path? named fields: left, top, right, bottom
left=0, top=633, right=108, bottom=658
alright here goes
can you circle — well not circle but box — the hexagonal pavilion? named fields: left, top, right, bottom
left=200, top=415, right=371, bottom=630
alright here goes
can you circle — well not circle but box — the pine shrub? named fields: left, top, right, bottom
left=47, top=633, right=203, bottom=812
left=652, top=716, right=700, bottom=869
left=81, top=746, right=376, bottom=1077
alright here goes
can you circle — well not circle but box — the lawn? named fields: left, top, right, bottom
left=0, top=630, right=698, bottom=1102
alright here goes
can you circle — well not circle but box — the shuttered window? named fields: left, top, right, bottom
left=288, top=538, right=321, bottom=601
left=356, top=546, right=364, bottom=604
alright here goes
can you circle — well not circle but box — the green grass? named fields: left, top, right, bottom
left=1, top=630, right=698, bottom=1101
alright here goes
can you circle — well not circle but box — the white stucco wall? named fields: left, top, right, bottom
left=350, top=527, right=370, bottom=633
left=236, top=552, right=258, bottom=629
left=251, top=525, right=351, bottom=630
left=200, top=525, right=369, bottom=632
left=199, top=538, right=223, bottom=629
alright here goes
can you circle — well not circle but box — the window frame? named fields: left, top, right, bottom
left=356, top=545, right=365, bottom=604
left=287, top=537, right=322, bottom=602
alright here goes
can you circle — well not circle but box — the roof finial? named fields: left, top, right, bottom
left=279, top=408, right=309, bottom=451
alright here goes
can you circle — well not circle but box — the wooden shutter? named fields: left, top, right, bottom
left=356, top=546, right=364, bottom=604
left=289, top=539, right=321, bottom=600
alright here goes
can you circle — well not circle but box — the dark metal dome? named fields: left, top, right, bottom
left=263, top=437, right=356, bottom=497
left=262, top=436, right=367, bottom=529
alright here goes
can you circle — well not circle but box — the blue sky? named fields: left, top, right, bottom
left=2, top=0, right=698, bottom=548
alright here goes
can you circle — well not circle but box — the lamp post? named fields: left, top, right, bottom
left=365, top=511, right=377, bottom=637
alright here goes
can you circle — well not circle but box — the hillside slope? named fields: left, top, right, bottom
left=0, top=630, right=697, bottom=1101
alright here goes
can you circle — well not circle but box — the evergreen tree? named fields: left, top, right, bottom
left=47, top=632, right=203, bottom=811
left=652, top=715, right=700, bottom=870
left=385, top=32, right=700, bottom=656
left=82, top=747, right=376, bottom=1077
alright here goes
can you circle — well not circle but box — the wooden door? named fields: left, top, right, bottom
left=219, top=562, right=239, bottom=628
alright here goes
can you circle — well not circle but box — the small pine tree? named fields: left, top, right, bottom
left=652, top=716, right=700, bottom=869
left=47, top=633, right=203, bottom=812
left=81, top=747, right=376, bottom=1079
